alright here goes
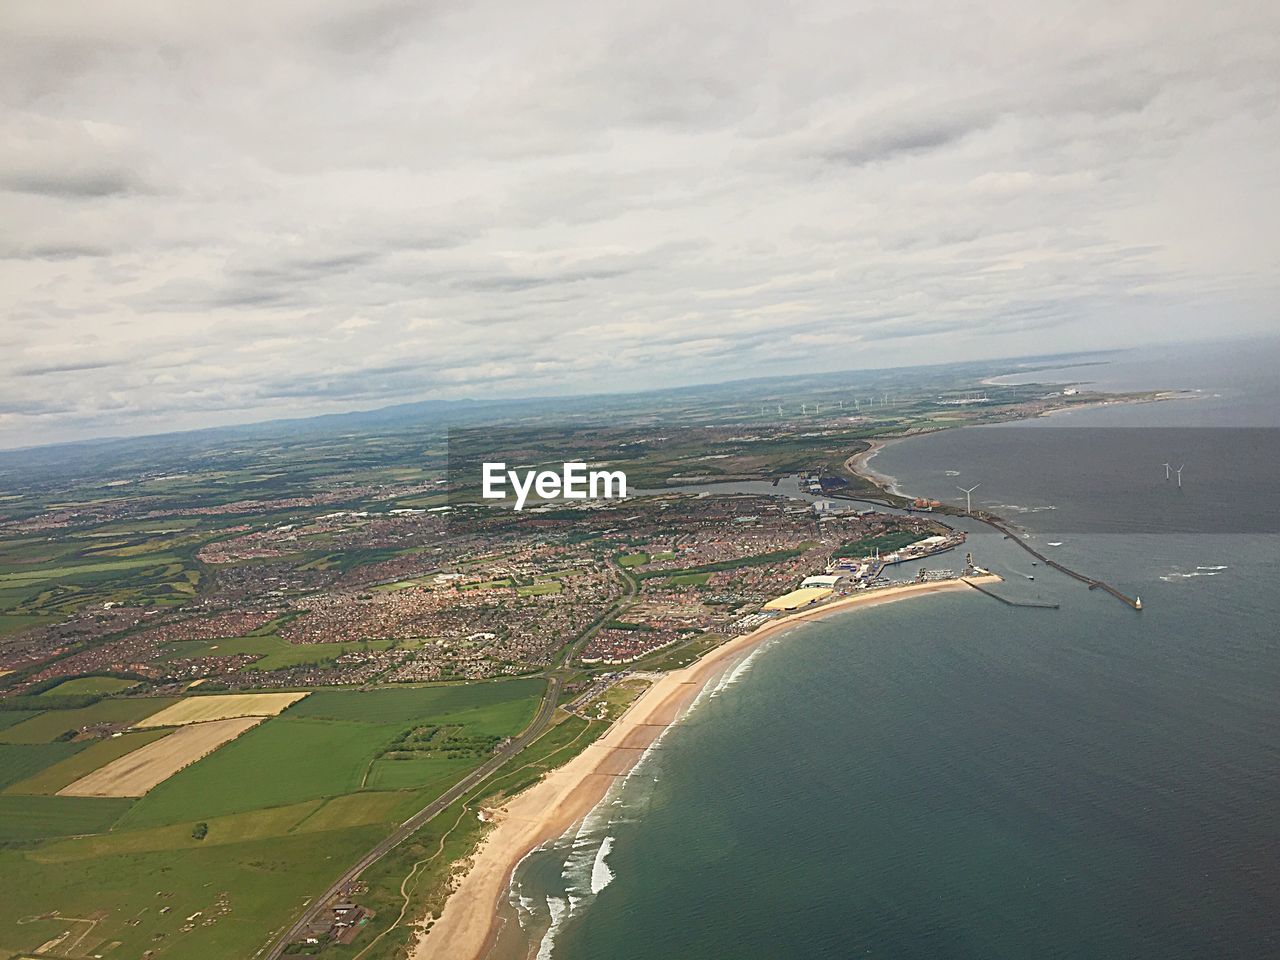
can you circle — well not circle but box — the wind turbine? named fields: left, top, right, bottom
left=1162, top=462, right=1171, bottom=480
left=815, top=402, right=821, bottom=415
left=777, top=404, right=783, bottom=417
left=801, top=403, right=808, bottom=415
left=1175, top=465, right=1184, bottom=488
left=957, top=483, right=981, bottom=515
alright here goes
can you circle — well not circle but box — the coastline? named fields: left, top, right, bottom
left=843, top=438, right=905, bottom=497
left=410, top=575, right=1000, bottom=960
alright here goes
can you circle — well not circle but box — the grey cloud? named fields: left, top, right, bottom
left=0, top=0, right=1277, bottom=448
left=11, top=359, right=124, bottom=377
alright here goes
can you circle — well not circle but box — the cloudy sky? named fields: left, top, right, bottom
left=1, top=0, right=1277, bottom=447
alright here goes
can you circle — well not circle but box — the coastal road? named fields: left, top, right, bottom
left=260, top=673, right=562, bottom=959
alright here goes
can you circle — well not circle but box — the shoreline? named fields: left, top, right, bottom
left=410, top=575, right=1000, bottom=960
left=843, top=438, right=907, bottom=498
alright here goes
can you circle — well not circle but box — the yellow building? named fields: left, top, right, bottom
left=763, top=587, right=833, bottom=611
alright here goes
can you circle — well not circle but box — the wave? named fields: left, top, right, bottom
left=590, top=837, right=616, bottom=895
left=1160, top=570, right=1223, bottom=581
left=535, top=896, right=568, bottom=960
left=1196, top=565, right=1229, bottom=571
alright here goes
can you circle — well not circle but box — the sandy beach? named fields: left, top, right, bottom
left=412, top=574, right=1000, bottom=960
left=844, top=438, right=907, bottom=497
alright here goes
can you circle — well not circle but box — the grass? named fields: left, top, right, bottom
left=0, top=698, right=178, bottom=744
left=637, top=546, right=808, bottom=580
left=516, top=580, right=563, bottom=596
left=4, top=729, right=171, bottom=795
left=39, top=676, right=138, bottom=697
left=119, top=717, right=404, bottom=827
left=0, top=554, right=180, bottom=585
left=161, top=634, right=394, bottom=670
left=0, top=823, right=387, bottom=959
left=833, top=530, right=925, bottom=558
left=616, top=552, right=650, bottom=567
left=364, top=756, right=477, bottom=792
left=460, top=577, right=514, bottom=591
left=0, top=710, right=41, bottom=731
left=0, top=742, right=86, bottom=791
left=123, top=681, right=543, bottom=827
left=0, top=794, right=133, bottom=841
left=0, top=613, right=52, bottom=636
left=663, top=571, right=712, bottom=586
left=289, top=679, right=542, bottom=730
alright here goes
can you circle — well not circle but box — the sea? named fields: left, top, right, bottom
left=500, top=335, right=1280, bottom=960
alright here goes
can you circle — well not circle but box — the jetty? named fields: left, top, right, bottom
left=961, top=577, right=1060, bottom=609
left=980, top=517, right=1143, bottom=611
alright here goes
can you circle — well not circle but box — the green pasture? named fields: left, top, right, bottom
left=517, top=580, right=562, bottom=596
left=289, top=679, right=542, bottom=729
left=0, top=794, right=133, bottom=842
left=0, top=742, right=86, bottom=791
left=161, top=634, right=394, bottom=670
left=40, top=676, right=138, bottom=697
left=5, top=729, right=170, bottom=795
left=0, top=697, right=177, bottom=744
left=0, top=824, right=386, bottom=959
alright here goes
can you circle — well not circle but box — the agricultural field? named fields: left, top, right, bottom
left=517, top=580, right=563, bottom=596
left=5, top=729, right=170, bottom=795
left=160, top=634, right=395, bottom=670
left=134, top=691, right=308, bottom=727
left=0, top=742, right=85, bottom=791
left=0, top=697, right=177, bottom=744
left=0, top=679, right=548, bottom=958
left=61, top=716, right=265, bottom=797
left=39, top=676, right=138, bottom=697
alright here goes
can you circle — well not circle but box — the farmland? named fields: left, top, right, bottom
left=133, top=691, right=309, bottom=727
left=0, top=697, right=177, bottom=743
left=0, top=679, right=547, bottom=958
left=61, top=716, right=265, bottom=796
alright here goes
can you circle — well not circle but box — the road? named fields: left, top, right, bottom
left=261, top=673, right=561, bottom=958
left=262, top=563, right=637, bottom=958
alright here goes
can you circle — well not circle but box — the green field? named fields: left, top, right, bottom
left=161, top=634, right=395, bottom=670
left=0, top=680, right=547, bottom=958
left=0, top=710, right=41, bottom=731
left=5, top=729, right=171, bottom=795
left=119, top=716, right=404, bottom=827
left=0, top=823, right=386, bottom=959
left=290, top=679, right=542, bottom=728
left=616, top=552, right=650, bottom=567
left=0, top=554, right=180, bottom=585
left=40, top=676, right=139, bottom=697
left=663, top=571, right=712, bottom=586
left=517, top=580, right=563, bottom=596
left=0, top=697, right=177, bottom=744
left=0, top=742, right=86, bottom=791
left=0, top=794, right=133, bottom=841
left=365, top=755, right=477, bottom=792
left=121, top=681, right=543, bottom=827
left=0, top=613, right=52, bottom=636
left=833, top=530, right=926, bottom=558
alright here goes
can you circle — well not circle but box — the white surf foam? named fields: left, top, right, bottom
left=590, top=836, right=616, bottom=895
left=535, top=896, right=568, bottom=960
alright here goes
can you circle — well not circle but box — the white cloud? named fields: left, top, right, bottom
left=0, top=0, right=1277, bottom=446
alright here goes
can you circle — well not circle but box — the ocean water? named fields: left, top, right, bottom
left=509, top=336, right=1280, bottom=960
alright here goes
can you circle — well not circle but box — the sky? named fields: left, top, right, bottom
left=1, top=0, right=1277, bottom=448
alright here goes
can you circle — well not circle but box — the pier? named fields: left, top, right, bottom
left=980, top=517, right=1143, bottom=611
left=961, top=577, right=1060, bottom=609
